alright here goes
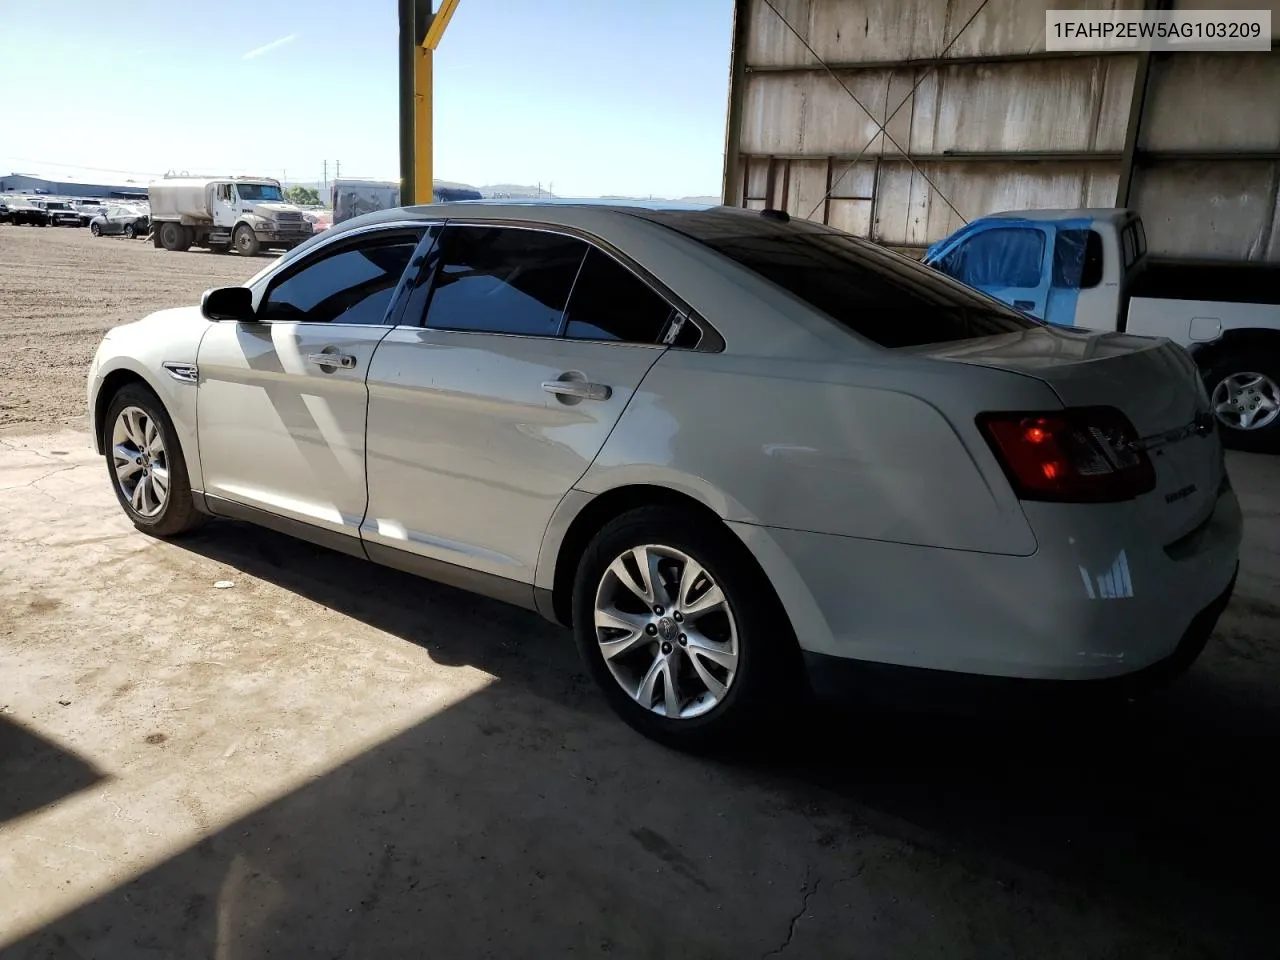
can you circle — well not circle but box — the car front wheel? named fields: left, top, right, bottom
left=572, top=505, right=799, bottom=748
left=104, top=384, right=204, bottom=537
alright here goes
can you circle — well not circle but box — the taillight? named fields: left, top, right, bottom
left=977, top=407, right=1156, bottom=503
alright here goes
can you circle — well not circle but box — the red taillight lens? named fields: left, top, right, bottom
left=977, top=407, right=1156, bottom=503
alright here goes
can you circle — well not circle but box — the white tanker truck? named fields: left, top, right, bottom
left=147, top=176, right=313, bottom=255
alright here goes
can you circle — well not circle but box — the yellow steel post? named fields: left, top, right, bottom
left=414, top=0, right=460, bottom=205
left=414, top=47, right=433, bottom=204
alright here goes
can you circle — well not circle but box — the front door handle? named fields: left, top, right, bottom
left=308, top=352, right=357, bottom=370
left=542, top=379, right=611, bottom=402
left=1013, top=300, right=1037, bottom=313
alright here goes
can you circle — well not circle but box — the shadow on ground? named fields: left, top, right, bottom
left=0, top=715, right=106, bottom=827
left=5, top=520, right=1277, bottom=959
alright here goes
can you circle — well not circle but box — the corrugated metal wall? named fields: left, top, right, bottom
left=722, top=0, right=1280, bottom=261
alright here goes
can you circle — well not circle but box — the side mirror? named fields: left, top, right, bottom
left=201, top=286, right=256, bottom=322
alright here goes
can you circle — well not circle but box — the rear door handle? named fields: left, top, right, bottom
left=1013, top=300, right=1037, bottom=312
left=308, top=352, right=357, bottom=370
left=542, top=379, right=611, bottom=402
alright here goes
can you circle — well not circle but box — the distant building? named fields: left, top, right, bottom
left=0, top=173, right=150, bottom=200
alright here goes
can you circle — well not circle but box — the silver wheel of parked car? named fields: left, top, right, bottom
left=90, top=222, right=101, bottom=237
left=1211, top=371, right=1280, bottom=433
left=123, top=223, right=136, bottom=239
left=593, top=544, right=739, bottom=720
left=111, top=405, right=169, bottom=518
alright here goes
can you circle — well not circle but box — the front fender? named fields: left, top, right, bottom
left=88, top=308, right=212, bottom=490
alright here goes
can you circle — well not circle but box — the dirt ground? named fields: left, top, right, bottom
left=1, top=223, right=1279, bottom=957
left=0, top=224, right=262, bottom=430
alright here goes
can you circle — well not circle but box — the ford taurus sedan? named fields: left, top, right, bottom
left=87, top=201, right=1242, bottom=746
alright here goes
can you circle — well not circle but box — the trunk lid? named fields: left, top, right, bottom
left=928, top=326, right=1224, bottom=539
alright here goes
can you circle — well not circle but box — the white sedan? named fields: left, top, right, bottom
left=88, top=202, right=1242, bottom=746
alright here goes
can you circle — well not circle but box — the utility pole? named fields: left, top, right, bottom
left=336, top=159, right=341, bottom=179
left=323, top=159, right=328, bottom=192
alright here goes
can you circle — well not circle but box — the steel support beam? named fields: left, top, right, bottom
left=1117, top=0, right=1171, bottom=207
left=398, top=0, right=459, bottom=206
left=744, top=48, right=1137, bottom=74
left=398, top=0, right=417, bottom=203
left=721, top=0, right=750, bottom=206
left=739, top=151, right=1122, bottom=164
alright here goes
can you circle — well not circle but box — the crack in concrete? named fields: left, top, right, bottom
left=761, top=861, right=867, bottom=958
left=0, top=462, right=82, bottom=495
left=763, top=869, right=819, bottom=958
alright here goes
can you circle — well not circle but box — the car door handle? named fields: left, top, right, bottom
left=1013, top=300, right=1036, bottom=312
left=542, top=379, right=611, bottom=401
left=308, top=352, right=357, bottom=370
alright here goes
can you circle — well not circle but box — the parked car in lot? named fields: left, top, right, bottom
left=0, top=199, right=10, bottom=223
left=7, top=197, right=50, bottom=226
left=87, top=202, right=1242, bottom=746
left=90, top=204, right=150, bottom=239
left=925, top=209, right=1280, bottom=452
left=40, top=199, right=83, bottom=227
left=74, top=199, right=106, bottom=226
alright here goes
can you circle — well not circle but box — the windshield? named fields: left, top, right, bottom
left=634, top=209, right=1039, bottom=348
left=236, top=183, right=284, bottom=202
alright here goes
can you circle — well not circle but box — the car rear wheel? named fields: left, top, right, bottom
left=572, top=505, right=800, bottom=749
left=1204, top=348, right=1280, bottom=454
left=104, top=384, right=204, bottom=538
left=90, top=223, right=101, bottom=237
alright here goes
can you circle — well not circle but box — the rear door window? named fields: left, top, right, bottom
left=634, top=210, right=1038, bottom=347
left=421, top=225, right=587, bottom=336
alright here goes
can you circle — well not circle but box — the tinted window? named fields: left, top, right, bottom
left=952, top=228, right=1044, bottom=288
left=1051, top=229, right=1104, bottom=289
left=635, top=210, right=1037, bottom=348
left=260, top=233, right=421, bottom=324
left=563, top=248, right=674, bottom=343
left=423, top=226, right=586, bottom=336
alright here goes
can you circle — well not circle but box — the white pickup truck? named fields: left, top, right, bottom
left=924, top=208, right=1280, bottom=453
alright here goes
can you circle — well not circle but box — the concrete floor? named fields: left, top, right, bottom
left=1, top=429, right=1278, bottom=959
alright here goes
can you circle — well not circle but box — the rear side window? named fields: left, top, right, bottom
left=562, top=248, right=674, bottom=343
left=259, top=232, right=422, bottom=324
left=636, top=210, right=1037, bottom=348
left=423, top=226, right=587, bottom=336
left=1051, top=229, right=1104, bottom=289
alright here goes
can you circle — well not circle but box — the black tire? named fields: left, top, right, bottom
left=234, top=224, right=260, bottom=257
left=1202, top=348, right=1280, bottom=454
left=571, top=505, right=801, bottom=749
left=103, top=383, right=204, bottom=538
left=123, top=223, right=136, bottom=239
left=158, top=221, right=190, bottom=251
left=90, top=222, right=101, bottom=237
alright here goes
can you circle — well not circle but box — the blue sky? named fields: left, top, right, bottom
left=0, top=0, right=734, bottom=197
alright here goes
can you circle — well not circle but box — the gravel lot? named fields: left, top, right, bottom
left=0, top=224, right=263, bottom=430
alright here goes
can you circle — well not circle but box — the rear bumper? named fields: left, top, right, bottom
left=733, top=483, right=1243, bottom=684
left=802, top=567, right=1236, bottom=706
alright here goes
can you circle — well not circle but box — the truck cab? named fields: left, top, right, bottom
left=923, top=208, right=1146, bottom=329
left=925, top=208, right=1280, bottom=453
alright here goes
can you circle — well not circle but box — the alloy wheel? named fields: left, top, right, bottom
left=593, top=544, right=739, bottom=720
left=1212, top=372, right=1280, bottom=432
left=112, top=406, right=169, bottom=518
